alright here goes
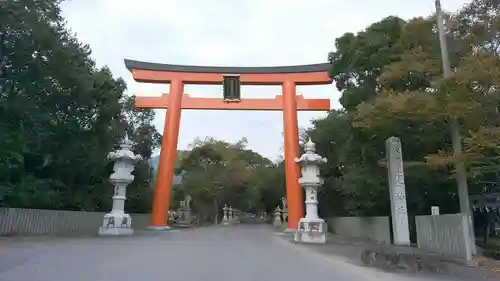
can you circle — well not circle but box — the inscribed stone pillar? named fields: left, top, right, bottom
left=386, top=136, right=411, bottom=246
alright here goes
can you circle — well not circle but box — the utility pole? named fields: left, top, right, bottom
left=435, top=0, right=476, bottom=254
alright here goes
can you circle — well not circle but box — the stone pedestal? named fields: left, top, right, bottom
left=99, top=135, right=142, bottom=236
left=293, top=139, right=327, bottom=243
left=295, top=219, right=327, bottom=243
left=99, top=213, right=133, bottom=236
left=147, top=225, right=172, bottom=231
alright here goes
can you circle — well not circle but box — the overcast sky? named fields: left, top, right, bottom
left=61, top=0, right=471, bottom=160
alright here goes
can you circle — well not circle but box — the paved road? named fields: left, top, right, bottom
left=0, top=225, right=460, bottom=281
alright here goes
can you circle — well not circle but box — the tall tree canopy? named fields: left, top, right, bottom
left=309, top=0, right=500, bottom=218
left=0, top=0, right=160, bottom=213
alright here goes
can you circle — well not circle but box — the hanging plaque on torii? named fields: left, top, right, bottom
left=222, top=74, right=241, bottom=102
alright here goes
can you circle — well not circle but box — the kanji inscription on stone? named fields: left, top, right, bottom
left=395, top=205, right=407, bottom=213
left=395, top=192, right=406, bottom=200
left=395, top=171, right=404, bottom=184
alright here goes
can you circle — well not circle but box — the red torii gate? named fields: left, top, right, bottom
left=125, top=59, right=332, bottom=231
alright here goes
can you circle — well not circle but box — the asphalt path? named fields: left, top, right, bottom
left=0, top=225, right=462, bottom=281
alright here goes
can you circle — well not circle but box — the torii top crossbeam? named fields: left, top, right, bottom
left=125, top=59, right=332, bottom=111
left=125, top=59, right=332, bottom=86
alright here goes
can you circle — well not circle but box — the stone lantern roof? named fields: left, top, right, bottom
left=107, top=135, right=142, bottom=162
left=295, top=139, right=327, bottom=165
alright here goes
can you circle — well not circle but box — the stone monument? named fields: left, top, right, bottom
left=176, top=195, right=192, bottom=228
left=386, top=136, right=411, bottom=246
left=99, top=135, right=142, bottom=236
left=293, top=139, right=327, bottom=243
left=273, top=206, right=282, bottom=227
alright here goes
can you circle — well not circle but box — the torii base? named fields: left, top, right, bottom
left=147, top=225, right=172, bottom=231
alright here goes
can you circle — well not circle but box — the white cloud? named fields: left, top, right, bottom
left=61, top=0, right=472, bottom=160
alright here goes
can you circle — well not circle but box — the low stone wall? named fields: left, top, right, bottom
left=415, top=213, right=473, bottom=263
left=327, top=216, right=391, bottom=244
left=361, top=245, right=444, bottom=273
left=0, top=208, right=151, bottom=236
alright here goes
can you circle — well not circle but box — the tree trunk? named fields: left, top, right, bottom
left=213, top=199, right=219, bottom=225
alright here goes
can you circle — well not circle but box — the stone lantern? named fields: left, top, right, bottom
left=221, top=204, right=230, bottom=225
left=228, top=206, right=233, bottom=220
left=293, top=139, right=327, bottom=243
left=273, top=205, right=282, bottom=227
left=98, top=135, right=142, bottom=236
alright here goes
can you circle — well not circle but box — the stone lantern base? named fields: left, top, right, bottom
left=98, top=213, right=133, bottom=236
left=221, top=217, right=231, bottom=226
left=147, top=225, right=172, bottom=231
left=293, top=218, right=327, bottom=244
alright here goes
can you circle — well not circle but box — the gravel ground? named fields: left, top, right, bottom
left=272, top=231, right=500, bottom=280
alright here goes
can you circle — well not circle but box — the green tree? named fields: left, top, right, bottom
left=120, top=95, right=161, bottom=213
left=309, top=13, right=474, bottom=218
left=176, top=137, right=282, bottom=223
left=354, top=1, right=500, bottom=194
left=328, top=16, right=407, bottom=111
left=0, top=0, right=159, bottom=213
left=309, top=0, right=500, bottom=221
